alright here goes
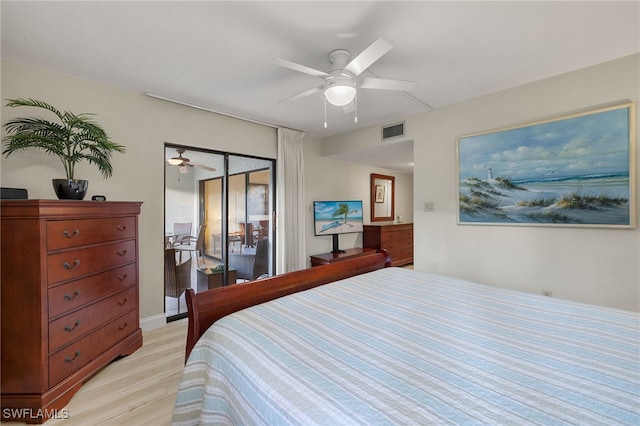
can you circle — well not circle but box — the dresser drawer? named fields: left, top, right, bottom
left=47, top=217, right=136, bottom=251
left=49, top=309, right=138, bottom=387
left=383, top=236, right=412, bottom=248
left=385, top=245, right=403, bottom=258
left=388, top=250, right=413, bottom=266
left=402, top=238, right=414, bottom=249
left=47, top=240, right=136, bottom=285
left=48, top=263, right=136, bottom=318
left=398, top=247, right=414, bottom=260
left=380, top=242, right=400, bottom=253
left=49, top=286, right=136, bottom=353
left=380, top=231, right=400, bottom=243
left=399, top=229, right=413, bottom=240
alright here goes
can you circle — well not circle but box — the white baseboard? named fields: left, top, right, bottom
left=140, top=314, right=167, bottom=332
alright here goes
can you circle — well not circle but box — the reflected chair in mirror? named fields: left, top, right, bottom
left=211, top=233, right=222, bottom=257
left=165, top=248, right=192, bottom=314
left=228, top=251, right=253, bottom=282
left=211, top=233, right=241, bottom=256
left=228, top=232, right=243, bottom=253
left=174, top=224, right=205, bottom=268
left=238, top=222, right=256, bottom=248
left=172, top=222, right=192, bottom=246
left=228, top=238, right=269, bottom=282
left=253, top=238, right=269, bottom=279
left=257, top=220, right=269, bottom=240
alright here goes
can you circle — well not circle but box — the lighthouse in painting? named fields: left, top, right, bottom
left=487, top=167, right=493, bottom=180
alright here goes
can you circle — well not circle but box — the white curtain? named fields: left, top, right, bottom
left=276, top=127, right=306, bottom=273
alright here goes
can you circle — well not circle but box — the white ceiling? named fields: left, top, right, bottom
left=2, top=1, right=639, bottom=173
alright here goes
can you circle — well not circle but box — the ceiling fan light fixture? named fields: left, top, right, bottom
left=167, top=158, right=183, bottom=165
left=324, top=78, right=356, bottom=106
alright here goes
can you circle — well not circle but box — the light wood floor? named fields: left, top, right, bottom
left=4, top=319, right=187, bottom=426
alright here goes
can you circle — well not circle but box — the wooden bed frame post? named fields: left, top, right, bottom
left=184, top=249, right=391, bottom=362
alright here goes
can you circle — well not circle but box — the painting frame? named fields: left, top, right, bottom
left=375, top=185, right=385, bottom=203
left=456, top=103, right=636, bottom=228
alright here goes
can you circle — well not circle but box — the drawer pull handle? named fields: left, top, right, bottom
left=118, top=322, right=128, bottom=331
left=117, top=225, right=128, bottom=232
left=63, top=290, right=81, bottom=301
left=118, top=298, right=128, bottom=306
left=64, top=321, right=80, bottom=332
left=64, top=351, right=81, bottom=363
left=63, top=259, right=81, bottom=270
left=117, top=274, right=128, bottom=281
left=117, top=250, right=127, bottom=257
left=63, top=229, right=80, bottom=238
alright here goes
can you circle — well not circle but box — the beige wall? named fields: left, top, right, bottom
left=324, top=54, right=640, bottom=312
left=1, top=60, right=277, bottom=325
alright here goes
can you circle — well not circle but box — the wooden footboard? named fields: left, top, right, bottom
left=184, top=249, right=391, bottom=361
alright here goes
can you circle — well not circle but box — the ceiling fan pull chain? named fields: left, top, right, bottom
left=354, top=94, right=358, bottom=123
left=323, top=98, right=328, bottom=128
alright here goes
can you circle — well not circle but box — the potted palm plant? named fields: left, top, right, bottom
left=2, top=98, right=126, bottom=200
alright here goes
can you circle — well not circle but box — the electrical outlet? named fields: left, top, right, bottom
left=541, top=289, right=553, bottom=297
left=424, top=201, right=435, bottom=212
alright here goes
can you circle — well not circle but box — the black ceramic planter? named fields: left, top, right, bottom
left=52, top=179, right=89, bottom=200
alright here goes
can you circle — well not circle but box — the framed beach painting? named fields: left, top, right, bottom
left=457, top=103, right=636, bottom=228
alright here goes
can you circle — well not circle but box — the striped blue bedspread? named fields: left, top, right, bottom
left=172, top=267, right=640, bottom=425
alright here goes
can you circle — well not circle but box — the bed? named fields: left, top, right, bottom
left=172, top=251, right=639, bottom=425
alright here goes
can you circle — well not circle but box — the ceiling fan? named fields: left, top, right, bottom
left=271, top=38, right=416, bottom=116
left=166, top=148, right=216, bottom=173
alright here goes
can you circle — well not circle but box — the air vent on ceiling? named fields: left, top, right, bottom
left=381, top=122, right=405, bottom=140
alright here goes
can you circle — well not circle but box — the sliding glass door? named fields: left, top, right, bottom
left=165, top=145, right=275, bottom=321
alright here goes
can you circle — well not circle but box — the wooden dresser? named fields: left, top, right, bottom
left=1, top=200, right=142, bottom=423
left=363, top=223, right=413, bottom=267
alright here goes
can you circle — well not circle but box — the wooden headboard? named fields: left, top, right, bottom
left=184, top=249, right=391, bottom=361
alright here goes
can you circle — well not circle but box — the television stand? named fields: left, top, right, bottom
left=331, top=234, right=345, bottom=254
left=310, top=247, right=376, bottom=267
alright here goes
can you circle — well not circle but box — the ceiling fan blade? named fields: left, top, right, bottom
left=344, top=38, right=393, bottom=77
left=360, top=77, right=416, bottom=92
left=279, top=85, right=324, bottom=103
left=271, top=58, right=329, bottom=78
left=187, top=162, right=216, bottom=172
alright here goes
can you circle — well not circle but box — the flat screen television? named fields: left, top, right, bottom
left=313, top=200, right=364, bottom=253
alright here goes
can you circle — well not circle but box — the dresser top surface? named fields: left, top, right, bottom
left=364, top=223, right=413, bottom=228
left=1, top=199, right=142, bottom=218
